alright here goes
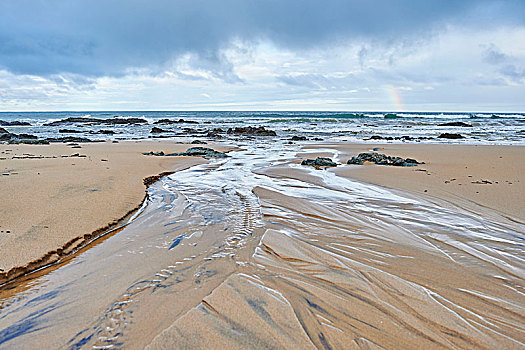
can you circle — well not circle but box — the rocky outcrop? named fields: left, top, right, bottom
left=144, top=147, right=228, bottom=158
left=291, top=135, right=307, bottom=141
left=0, top=120, right=32, bottom=126
left=347, top=153, right=423, bottom=166
left=151, top=127, right=169, bottom=133
left=154, top=118, right=199, bottom=125
left=45, top=117, right=148, bottom=126
left=438, top=122, right=472, bottom=127
left=301, top=157, right=337, bottom=167
left=226, top=126, right=276, bottom=136
left=438, top=133, right=464, bottom=139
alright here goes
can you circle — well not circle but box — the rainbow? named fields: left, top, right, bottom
left=387, top=86, right=404, bottom=112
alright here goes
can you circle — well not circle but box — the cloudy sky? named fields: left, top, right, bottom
left=1, top=0, right=524, bottom=112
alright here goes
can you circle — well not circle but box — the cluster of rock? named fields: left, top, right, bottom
left=347, top=153, right=423, bottom=167
left=0, top=120, right=31, bottom=126
left=367, top=135, right=433, bottom=141
left=1, top=127, right=92, bottom=144
left=143, top=147, right=228, bottom=158
left=226, top=126, right=277, bottom=136
left=153, top=118, right=199, bottom=125
left=45, top=117, right=148, bottom=126
left=301, top=157, right=338, bottom=167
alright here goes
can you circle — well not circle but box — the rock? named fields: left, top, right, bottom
left=0, top=120, right=31, bottom=126
left=206, top=128, right=224, bottom=137
left=154, top=118, right=199, bottom=125
left=438, top=122, right=472, bottom=127
left=151, top=127, right=168, bottom=133
left=226, top=126, right=277, bottom=136
left=301, top=157, right=337, bottom=167
left=45, top=136, right=92, bottom=143
left=97, top=129, right=115, bottom=135
left=143, top=151, right=165, bottom=156
left=59, top=129, right=83, bottom=133
left=438, top=133, right=464, bottom=139
left=0, top=127, right=9, bottom=134
left=45, top=117, right=148, bottom=126
left=291, top=135, right=307, bottom=141
left=347, top=153, right=423, bottom=167
left=166, top=147, right=229, bottom=158
left=191, top=140, right=207, bottom=144
left=44, top=117, right=105, bottom=126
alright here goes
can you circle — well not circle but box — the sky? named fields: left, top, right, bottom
left=0, top=0, right=524, bottom=112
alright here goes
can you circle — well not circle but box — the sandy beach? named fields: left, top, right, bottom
left=0, top=140, right=524, bottom=349
left=305, top=143, right=525, bottom=220
left=0, top=140, right=229, bottom=283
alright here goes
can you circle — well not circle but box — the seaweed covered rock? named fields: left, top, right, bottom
left=144, top=147, right=228, bottom=158
left=347, top=153, right=423, bottom=167
left=301, top=157, right=337, bottom=167
left=151, top=127, right=168, bottom=133
left=226, top=126, right=276, bottom=136
left=154, top=118, right=199, bottom=125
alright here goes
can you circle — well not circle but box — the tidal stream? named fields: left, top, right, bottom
left=1, top=141, right=524, bottom=349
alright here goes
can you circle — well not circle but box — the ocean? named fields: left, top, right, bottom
left=1, top=111, right=524, bottom=144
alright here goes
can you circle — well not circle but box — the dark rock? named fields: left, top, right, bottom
left=301, top=157, right=337, bottom=167
left=151, top=127, right=169, bottom=133
left=17, top=133, right=38, bottom=140
left=154, top=118, right=199, bottom=125
left=97, top=129, right=115, bottom=135
left=0, top=127, right=9, bottom=134
left=226, top=126, right=276, bottom=136
left=44, top=117, right=104, bottom=126
left=206, top=128, right=224, bottom=137
left=347, top=153, right=423, bottom=167
left=438, top=122, right=472, bottom=127
left=59, top=129, right=83, bottom=133
left=143, top=151, right=165, bottom=156
left=166, top=147, right=229, bottom=158
left=45, top=117, right=148, bottom=126
left=291, top=135, right=307, bottom=141
left=191, top=140, right=207, bottom=144
left=45, top=136, right=92, bottom=143
left=438, top=133, right=464, bottom=139
left=0, top=120, right=31, bottom=126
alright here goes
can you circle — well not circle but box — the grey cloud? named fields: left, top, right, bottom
left=1, top=0, right=523, bottom=78
left=483, top=44, right=509, bottom=64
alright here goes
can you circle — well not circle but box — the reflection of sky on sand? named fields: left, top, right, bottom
left=1, top=139, right=524, bottom=349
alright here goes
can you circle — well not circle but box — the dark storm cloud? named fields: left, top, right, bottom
left=0, top=0, right=523, bottom=76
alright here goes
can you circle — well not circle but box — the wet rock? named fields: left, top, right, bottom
left=151, top=127, right=169, bottom=133
left=438, top=122, right=472, bottom=127
left=166, top=147, right=228, bottom=158
left=0, top=127, right=9, bottom=134
left=191, top=140, right=207, bottom=144
left=96, top=129, right=115, bottom=135
left=291, top=135, right=307, bottom=141
left=206, top=128, right=224, bottom=137
left=226, top=126, right=277, bottom=136
left=0, top=120, right=31, bottom=126
left=347, top=153, right=423, bottom=167
left=154, top=118, right=199, bottom=125
left=143, top=151, right=165, bottom=156
left=45, top=117, right=148, bottom=126
left=59, top=129, right=83, bottom=133
left=301, top=157, right=337, bottom=167
left=438, top=133, right=464, bottom=139
left=45, top=136, right=92, bottom=143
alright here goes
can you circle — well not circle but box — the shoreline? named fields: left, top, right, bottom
left=0, top=141, right=230, bottom=285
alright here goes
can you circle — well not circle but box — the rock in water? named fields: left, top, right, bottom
left=437, top=122, right=472, bottom=127
left=151, top=127, right=168, bottom=133
left=438, top=133, right=464, bottom=139
left=301, top=157, right=337, bottom=167
left=226, top=126, right=277, bottom=136
left=347, top=153, right=423, bottom=167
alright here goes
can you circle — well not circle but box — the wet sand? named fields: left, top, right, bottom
left=306, top=143, right=525, bottom=221
left=0, top=140, right=227, bottom=282
left=1, top=141, right=524, bottom=349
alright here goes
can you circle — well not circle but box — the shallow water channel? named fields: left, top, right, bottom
left=1, top=141, right=524, bottom=349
